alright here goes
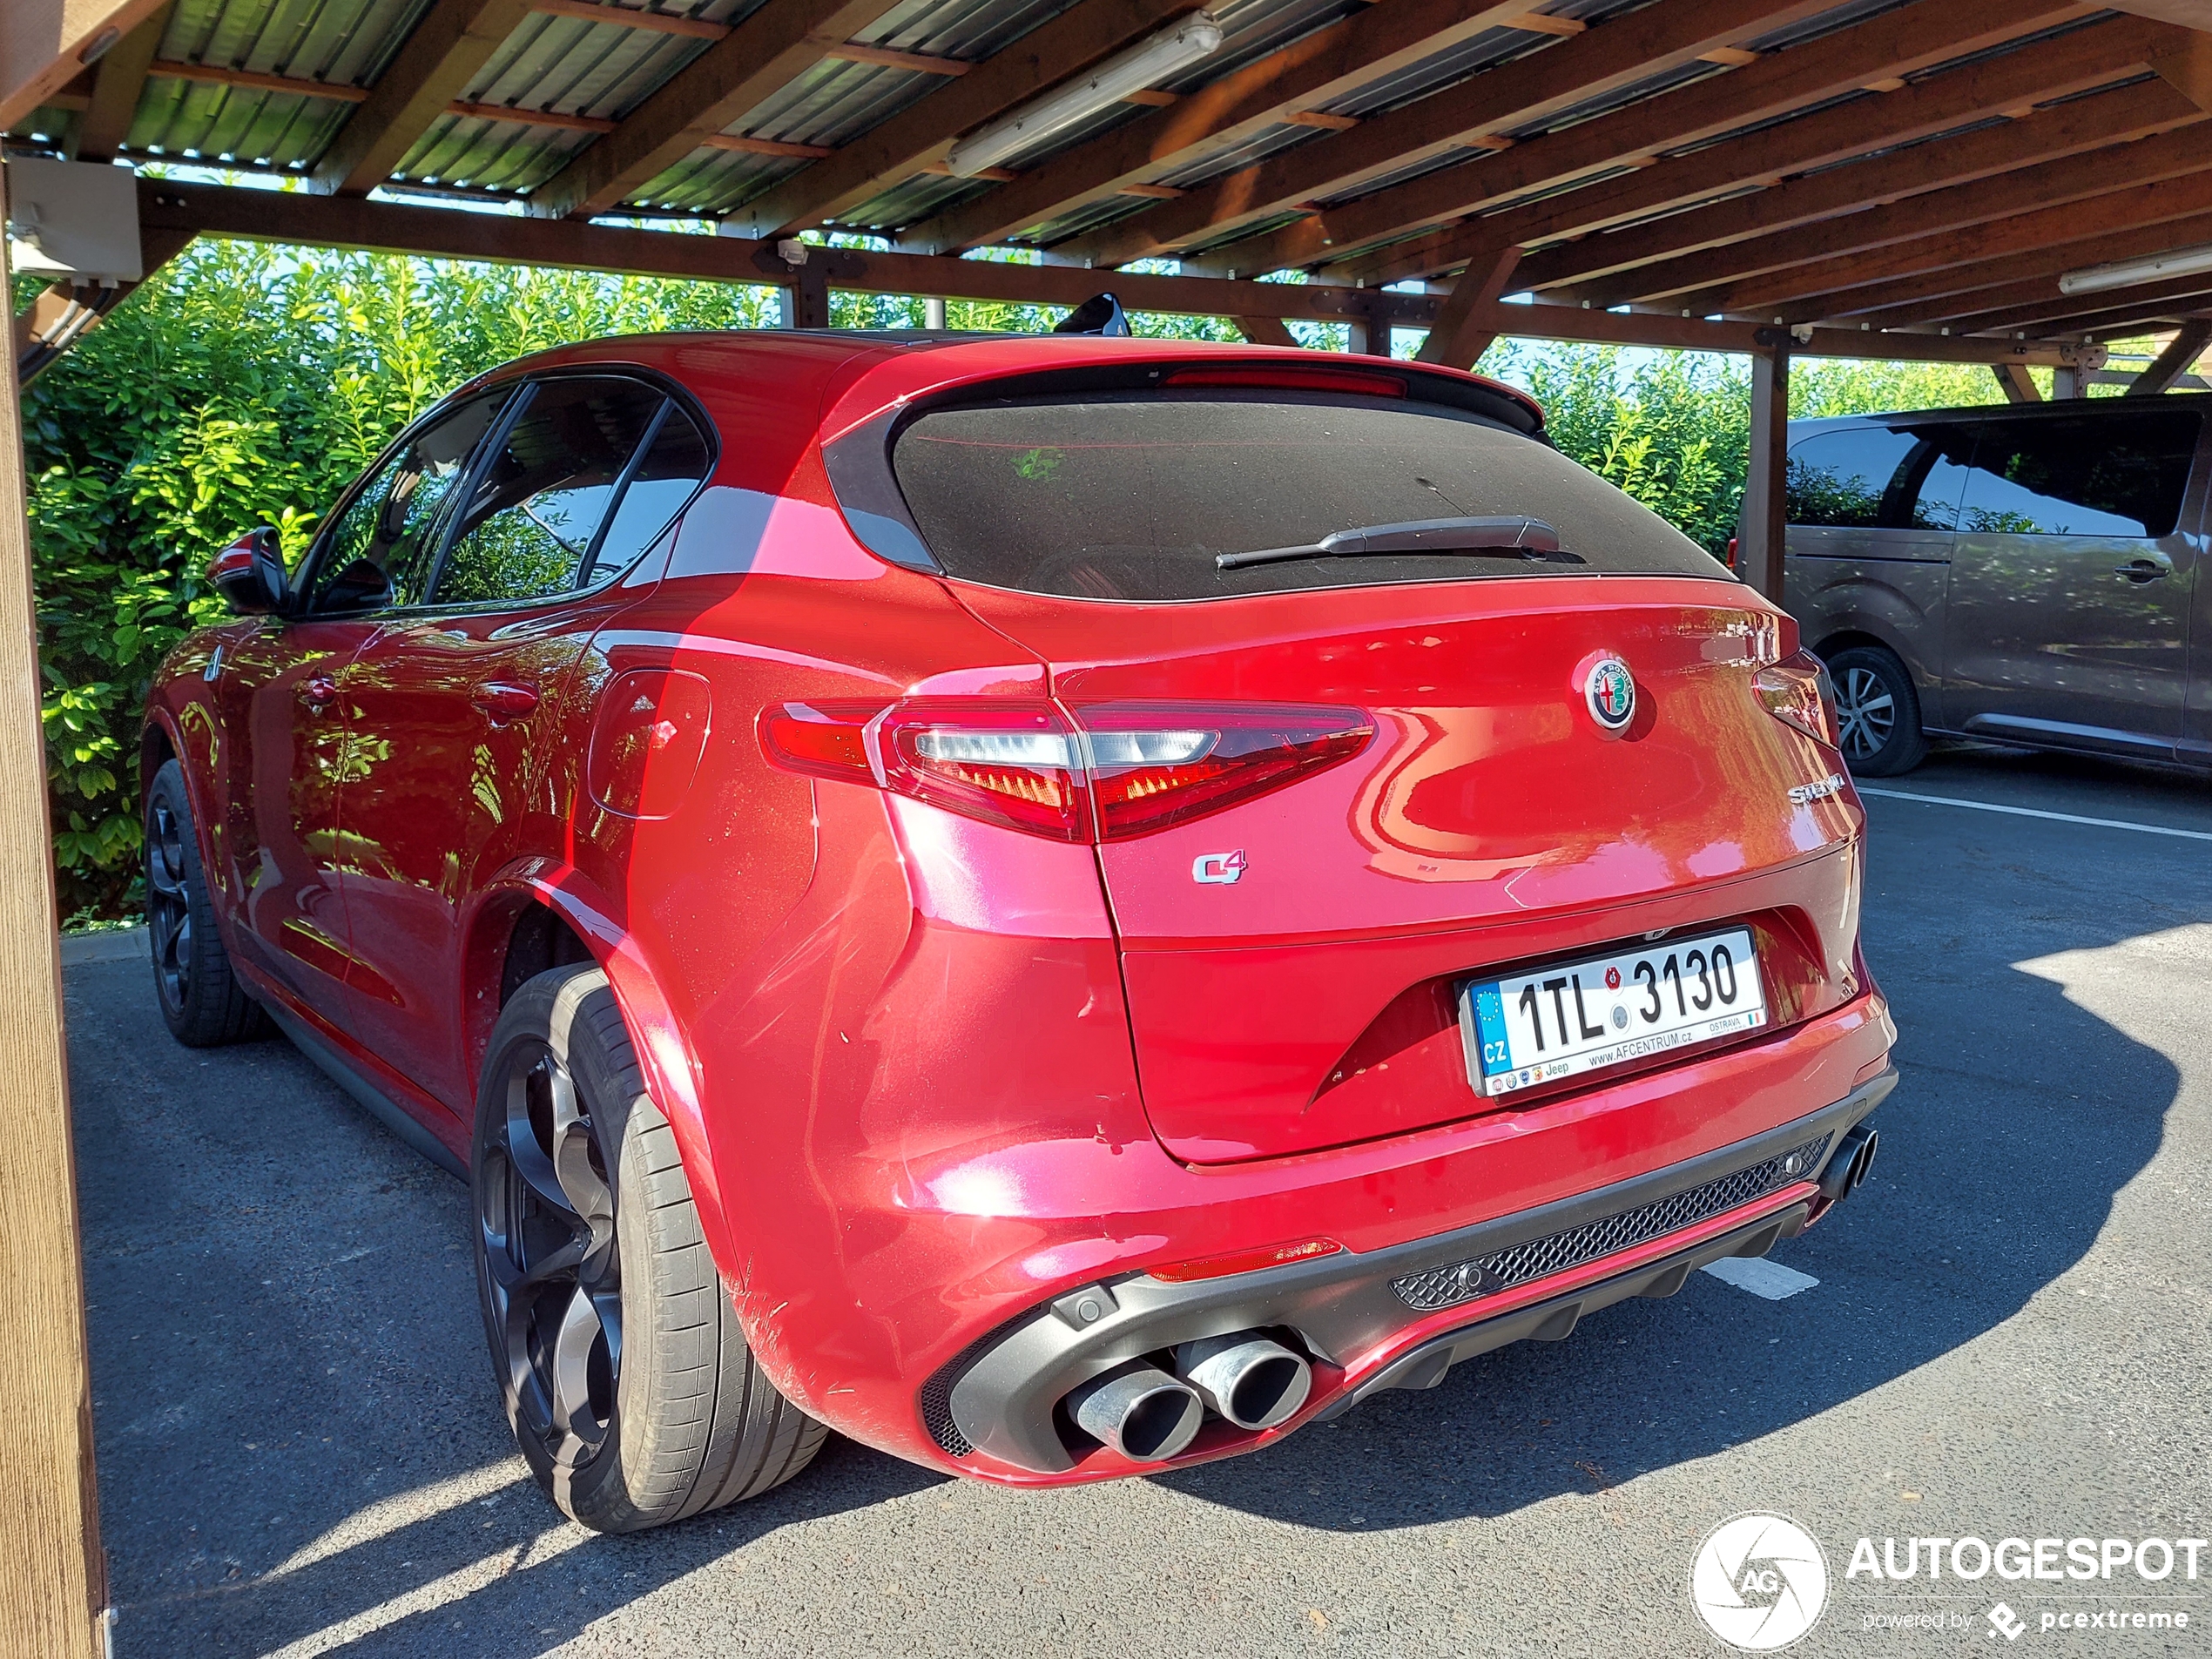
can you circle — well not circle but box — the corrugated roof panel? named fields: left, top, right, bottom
left=129, top=76, right=359, bottom=167
left=397, top=111, right=596, bottom=191
left=164, top=0, right=428, bottom=87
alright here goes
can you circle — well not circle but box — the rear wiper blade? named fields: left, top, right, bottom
left=1217, top=516, right=1573, bottom=571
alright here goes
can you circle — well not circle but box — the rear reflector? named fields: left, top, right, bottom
left=761, top=698, right=1372, bottom=842
left=1150, top=1238, right=1344, bottom=1283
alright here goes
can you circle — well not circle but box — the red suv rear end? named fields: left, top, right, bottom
left=145, top=331, right=1892, bottom=1527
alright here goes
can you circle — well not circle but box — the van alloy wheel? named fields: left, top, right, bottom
left=479, top=1041, right=623, bottom=1469
left=1833, top=664, right=1896, bottom=761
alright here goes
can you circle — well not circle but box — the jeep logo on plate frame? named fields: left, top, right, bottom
left=1584, top=656, right=1636, bottom=732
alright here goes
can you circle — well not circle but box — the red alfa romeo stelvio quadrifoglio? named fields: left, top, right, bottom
left=143, top=327, right=1893, bottom=1532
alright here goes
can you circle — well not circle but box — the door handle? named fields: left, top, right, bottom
left=472, top=681, right=541, bottom=724
left=2114, top=558, right=2170, bottom=583
left=300, top=674, right=339, bottom=710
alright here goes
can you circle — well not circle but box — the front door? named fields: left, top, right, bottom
left=336, top=374, right=709, bottom=1111
left=1942, top=408, right=2205, bottom=758
left=206, top=613, right=378, bottom=1031
left=206, top=391, right=509, bottom=1030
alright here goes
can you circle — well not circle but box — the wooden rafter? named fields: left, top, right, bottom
left=311, top=0, right=538, bottom=195
left=529, top=0, right=905, bottom=219
left=729, top=0, right=1206, bottom=239
left=1064, top=0, right=1842, bottom=270
left=1197, top=0, right=2122, bottom=281
left=1707, top=177, right=2212, bottom=324
left=1527, top=76, right=2203, bottom=305
left=1920, top=267, right=2212, bottom=338
left=894, top=0, right=1539, bottom=255
left=71, top=0, right=169, bottom=160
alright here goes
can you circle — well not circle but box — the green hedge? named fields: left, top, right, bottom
left=19, top=235, right=2011, bottom=923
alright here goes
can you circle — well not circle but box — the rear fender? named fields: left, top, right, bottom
left=469, top=862, right=739, bottom=1282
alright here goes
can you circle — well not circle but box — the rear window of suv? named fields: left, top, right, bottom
left=884, top=394, right=1726, bottom=601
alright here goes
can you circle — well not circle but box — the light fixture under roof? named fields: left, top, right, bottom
left=944, top=12, right=1224, bottom=179
left=2058, top=242, right=2212, bottom=296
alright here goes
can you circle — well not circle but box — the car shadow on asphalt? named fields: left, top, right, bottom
left=1153, top=780, right=2196, bottom=1533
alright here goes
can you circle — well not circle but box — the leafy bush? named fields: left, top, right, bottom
left=17, top=234, right=2017, bottom=921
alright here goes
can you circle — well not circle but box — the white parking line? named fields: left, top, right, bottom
left=1702, top=1258, right=1819, bottom=1300
left=1857, top=787, right=2212, bottom=843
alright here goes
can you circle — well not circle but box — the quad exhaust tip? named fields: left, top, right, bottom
left=1175, top=1333, right=1313, bottom=1432
left=1818, top=1124, right=1878, bottom=1203
left=1068, top=1363, right=1204, bottom=1462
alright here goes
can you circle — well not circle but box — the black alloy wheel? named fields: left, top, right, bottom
left=478, top=1037, right=624, bottom=1473
left=474, top=965, right=825, bottom=1532
left=143, top=758, right=266, bottom=1046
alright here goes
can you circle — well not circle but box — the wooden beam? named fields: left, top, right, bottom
left=731, top=0, right=1205, bottom=239
left=311, top=0, right=537, bottom=195
left=529, top=0, right=730, bottom=38
left=1699, top=172, right=2212, bottom=323
left=148, top=58, right=368, bottom=100
left=1741, top=335, right=1790, bottom=602
left=1062, top=0, right=1838, bottom=270
left=896, top=0, right=1535, bottom=255
left=1993, top=361, right=2041, bottom=401
left=1414, top=244, right=1520, bottom=368
left=2, top=0, right=167, bottom=132
left=0, top=158, right=108, bottom=1659
left=136, top=177, right=2091, bottom=362
left=1231, top=314, right=1296, bottom=346
left=529, top=0, right=904, bottom=219
left=1937, top=269, right=2212, bottom=338
left=1210, top=3, right=2141, bottom=281
left=1534, top=79, right=2204, bottom=306
left=70, top=0, right=166, bottom=160
left=1996, top=291, right=2212, bottom=340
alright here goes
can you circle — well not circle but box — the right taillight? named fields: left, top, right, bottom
left=1753, top=649, right=1839, bottom=747
left=759, top=698, right=1372, bottom=841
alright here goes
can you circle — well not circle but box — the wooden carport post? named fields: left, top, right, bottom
left=0, top=166, right=107, bottom=1659
left=1738, top=327, right=1792, bottom=604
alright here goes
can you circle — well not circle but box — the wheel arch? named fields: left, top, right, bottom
left=1809, top=626, right=1927, bottom=687
left=461, top=867, right=738, bottom=1277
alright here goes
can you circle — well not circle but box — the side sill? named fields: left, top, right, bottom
left=264, top=1001, right=468, bottom=1181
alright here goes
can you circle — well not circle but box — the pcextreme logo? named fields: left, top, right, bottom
left=1690, top=1513, right=1831, bottom=1650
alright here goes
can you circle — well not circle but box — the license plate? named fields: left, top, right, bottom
left=1459, top=927, right=1767, bottom=1098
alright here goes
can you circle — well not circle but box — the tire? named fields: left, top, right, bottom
left=1824, top=644, right=1928, bottom=778
left=144, top=758, right=268, bottom=1046
left=472, top=964, right=826, bottom=1533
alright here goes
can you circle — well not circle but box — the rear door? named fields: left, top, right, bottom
left=1942, top=408, right=2203, bottom=757
left=885, top=383, right=1865, bottom=1163
left=335, top=374, right=711, bottom=1110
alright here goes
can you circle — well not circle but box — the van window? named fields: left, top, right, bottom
left=888, top=394, right=1723, bottom=601
left=1786, top=427, right=1914, bottom=527
left=1952, top=412, right=2202, bottom=537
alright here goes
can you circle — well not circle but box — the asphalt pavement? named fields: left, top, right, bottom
left=65, top=740, right=2212, bottom=1657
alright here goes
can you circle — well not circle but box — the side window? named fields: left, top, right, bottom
left=1784, top=427, right=1917, bottom=527
left=432, top=377, right=669, bottom=608
left=582, top=403, right=712, bottom=585
left=307, top=392, right=509, bottom=612
left=1897, top=425, right=1975, bottom=531
left=1954, top=413, right=2202, bottom=536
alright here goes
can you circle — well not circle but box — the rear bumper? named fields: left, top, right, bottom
left=936, top=1067, right=1893, bottom=1479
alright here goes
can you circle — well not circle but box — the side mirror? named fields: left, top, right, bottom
left=209, top=527, right=287, bottom=616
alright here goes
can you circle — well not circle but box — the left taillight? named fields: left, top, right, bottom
left=1752, top=648, right=1840, bottom=748
left=759, top=698, right=1372, bottom=841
